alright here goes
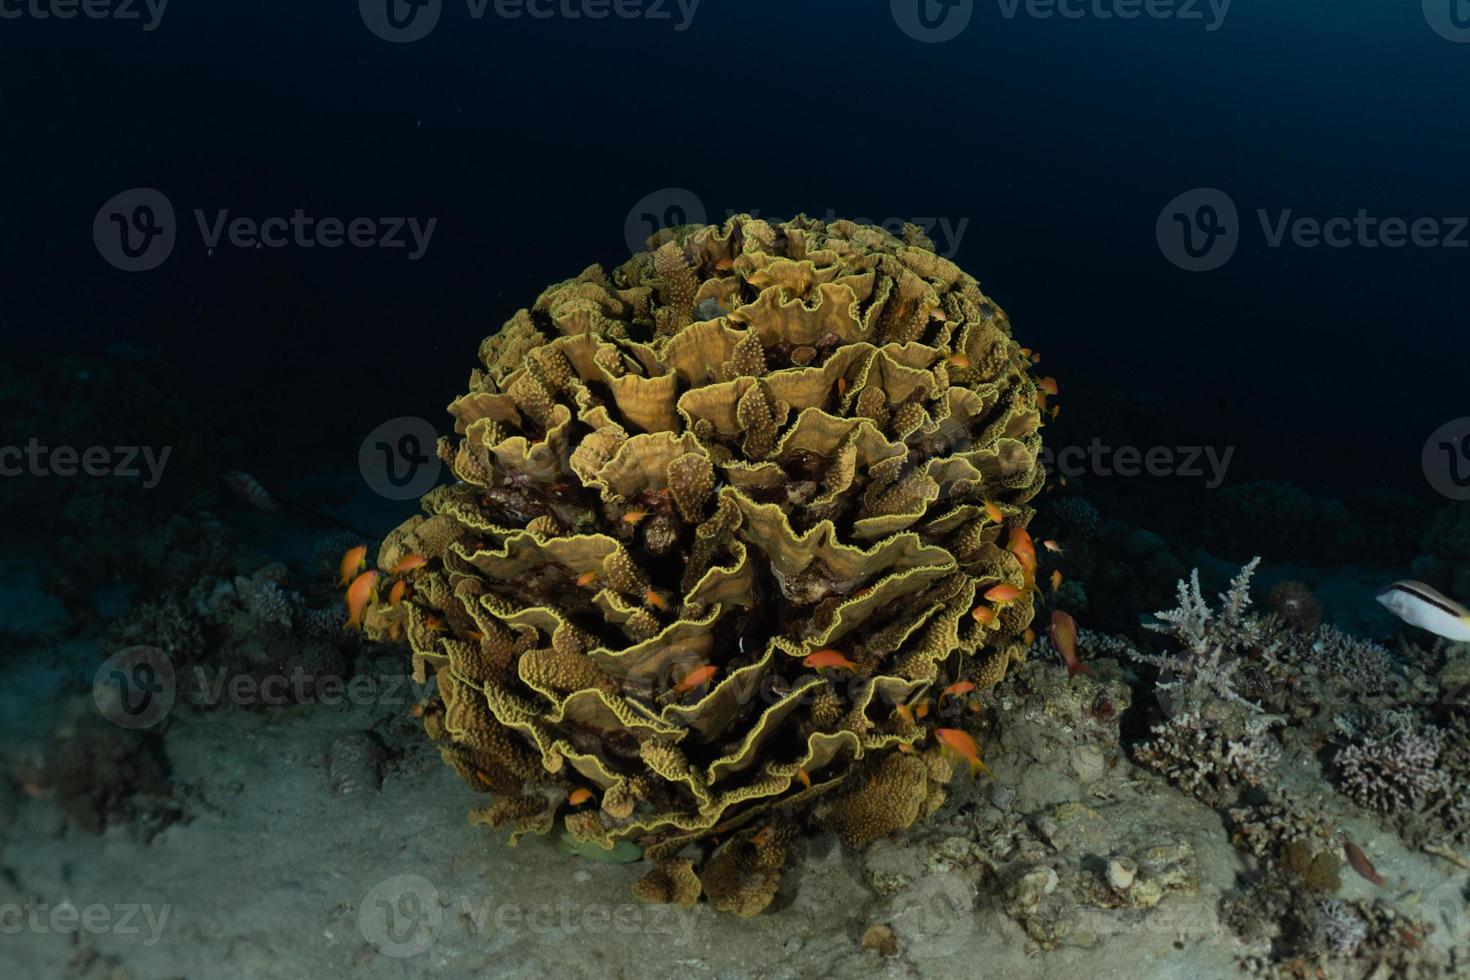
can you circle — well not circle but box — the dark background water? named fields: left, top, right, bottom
left=5, top=0, right=1468, bottom=501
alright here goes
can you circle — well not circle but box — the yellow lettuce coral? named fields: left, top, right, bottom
left=367, top=213, right=1046, bottom=914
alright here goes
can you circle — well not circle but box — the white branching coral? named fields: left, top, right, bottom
left=1334, top=724, right=1449, bottom=815
left=1130, top=560, right=1287, bottom=805
left=1135, top=558, right=1269, bottom=714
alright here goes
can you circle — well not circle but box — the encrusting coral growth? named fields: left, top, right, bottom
left=363, top=214, right=1049, bottom=912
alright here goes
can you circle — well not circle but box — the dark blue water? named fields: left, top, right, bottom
left=6, top=0, right=1468, bottom=495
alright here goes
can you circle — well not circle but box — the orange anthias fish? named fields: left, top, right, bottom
left=1043, top=540, right=1064, bottom=555
left=388, top=579, right=407, bottom=608
left=984, top=500, right=1004, bottom=524
left=673, top=664, right=719, bottom=694
left=985, top=583, right=1023, bottom=604
left=934, top=728, right=989, bottom=777
left=1051, top=570, right=1064, bottom=592
left=576, top=570, right=600, bottom=588
left=796, top=767, right=812, bottom=789
left=804, top=649, right=859, bottom=672
left=345, top=570, right=379, bottom=630
left=1008, top=527, right=1038, bottom=568
left=391, top=554, right=428, bottom=575
left=623, top=509, right=650, bottom=525
left=568, top=788, right=594, bottom=806
left=644, top=589, right=671, bottom=611
left=941, top=680, right=976, bottom=700
left=1050, top=610, right=1087, bottom=678
left=947, top=352, right=971, bottom=370
left=1023, top=627, right=1037, bottom=646
left=338, top=545, right=367, bottom=586
left=1037, top=376, right=1059, bottom=396
left=971, top=606, right=996, bottom=626
left=1345, top=841, right=1385, bottom=887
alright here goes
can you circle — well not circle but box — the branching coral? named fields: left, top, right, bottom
left=1334, top=725, right=1449, bottom=816
left=364, top=213, right=1048, bottom=911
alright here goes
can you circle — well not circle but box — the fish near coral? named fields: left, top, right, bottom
left=803, top=649, right=859, bottom=673
left=338, top=545, right=367, bottom=586
left=391, top=554, right=428, bottom=575
left=985, top=584, right=1023, bottom=604
left=1049, top=610, right=1087, bottom=678
left=388, top=578, right=407, bottom=608
left=345, top=571, right=378, bottom=630
left=933, top=728, right=989, bottom=777
left=1344, top=840, right=1384, bottom=887
left=672, top=664, right=718, bottom=694
left=1376, top=580, right=1470, bottom=641
left=568, top=788, right=594, bottom=806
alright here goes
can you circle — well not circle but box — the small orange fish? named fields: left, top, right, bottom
left=644, top=589, right=671, bottom=611
left=1344, top=841, right=1384, bottom=887
left=714, top=256, right=735, bottom=271
left=1019, top=347, right=1033, bottom=359
left=1023, top=627, right=1036, bottom=646
left=934, top=727, right=989, bottom=777
left=915, top=700, right=930, bottom=719
left=893, top=703, right=914, bottom=724
left=673, top=664, right=719, bottom=694
left=971, top=606, right=995, bottom=626
left=623, top=509, right=649, bottom=525
left=796, top=767, right=812, bottom=789
left=1051, top=570, right=1064, bottom=592
left=338, top=545, right=367, bottom=586
left=388, top=579, right=407, bottom=608
left=941, top=680, right=976, bottom=700
left=837, top=377, right=848, bottom=397
left=803, top=649, right=859, bottom=672
left=1037, top=376, right=1059, bottom=396
left=1050, top=405, right=1060, bottom=420
left=985, top=584, right=1023, bottom=603
left=1043, top=540, right=1064, bottom=554
left=898, top=742, right=916, bottom=754
left=984, top=500, right=1004, bottom=524
left=1008, top=527, right=1037, bottom=565
left=576, top=570, right=600, bottom=588
left=425, top=614, right=447, bottom=633
left=391, top=554, right=428, bottom=575
left=947, top=352, right=971, bottom=370
left=1050, top=610, right=1087, bottom=678
left=345, top=570, right=378, bottom=630
left=568, top=787, right=594, bottom=806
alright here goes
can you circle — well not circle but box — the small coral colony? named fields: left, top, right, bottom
left=332, top=214, right=1470, bottom=945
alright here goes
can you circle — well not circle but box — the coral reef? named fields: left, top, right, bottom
left=1267, top=579, right=1321, bottom=632
left=364, top=213, right=1051, bottom=911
